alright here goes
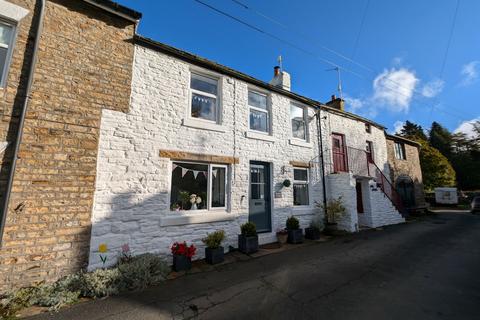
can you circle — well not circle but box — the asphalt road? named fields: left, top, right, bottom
left=29, top=212, right=480, bottom=320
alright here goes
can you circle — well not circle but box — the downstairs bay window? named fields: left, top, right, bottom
left=170, top=162, right=227, bottom=211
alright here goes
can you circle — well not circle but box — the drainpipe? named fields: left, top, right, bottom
left=0, top=0, right=46, bottom=245
left=316, top=106, right=328, bottom=221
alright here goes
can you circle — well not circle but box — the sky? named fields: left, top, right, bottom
left=116, top=0, right=479, bottom=137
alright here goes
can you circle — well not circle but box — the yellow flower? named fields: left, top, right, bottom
left=98, top=243, right=108, bottom=253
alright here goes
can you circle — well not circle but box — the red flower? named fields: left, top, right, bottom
left=171, top=241, right=196, bottom=258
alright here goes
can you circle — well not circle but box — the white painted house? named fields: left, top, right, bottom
left=87, top=35, right=405, bottom=269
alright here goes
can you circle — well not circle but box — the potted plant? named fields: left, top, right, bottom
left=171, top=241, right=196, bottom=271
left=305, top=215, right=323, bottom=240
left=202, top=230, right=225, bottom=265
left=286, top=216, right=303, bottom=244
left=238, top=222, right=258, bottom=254
left=282, top=179, right=291, bottom=187
left=276, top=228, right=288, bottom=245
left=317, top=197, right=347, bottom=235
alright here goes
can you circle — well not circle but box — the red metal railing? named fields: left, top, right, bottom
left=325, top=146, right=407, bottom=216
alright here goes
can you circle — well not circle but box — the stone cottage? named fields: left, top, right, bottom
left=86, top=35, right=408, bottom=269
left=0, top=0, right=423, bottom=290
left=0, top=0, right=140, bottom=291
left=386, top=134, right=426, bottom=211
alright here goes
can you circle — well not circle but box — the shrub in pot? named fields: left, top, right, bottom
left=305, top=216, right=323, bottom=240
left=316, top=197, right=347, bottom=235
left=202, top=230, right=225, bottom=265
left=171, top=242, right=196, bottom=271
left=286, top=216, right=303, bottom=244
left=276, top=228, right=288, bottom=245
left=238, top=222, right=258, bottom=254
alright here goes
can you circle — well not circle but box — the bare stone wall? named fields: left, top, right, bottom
left=0, top=0, right=136, bottom=291
left=386, top=138, right=426, bottom=207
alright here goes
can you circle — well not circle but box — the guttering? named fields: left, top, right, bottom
left=82, top=0, right=142, bottom=23
left=0, top=0, right=45, bottom=245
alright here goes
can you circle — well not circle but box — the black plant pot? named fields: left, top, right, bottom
left=173, top=254, right=191, bottom=272
left=205, top=246, right=224, bottom=265
left=287, top=229, right=304, bottom=244
left=324, top=222, right=338, bottom=236
left=238, top=234, right=259, bottom=254
left=304, top=227, right=321, bottom=240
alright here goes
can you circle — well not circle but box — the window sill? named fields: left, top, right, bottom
left=292, top=206, right=316, bottom=216
left=289, top=139, right=312, bottom=148
left=182, top=118, right=227, bottom=133
left=245, top=131, right=275, bottom=142
left=160, top=211, right=236, bottom=226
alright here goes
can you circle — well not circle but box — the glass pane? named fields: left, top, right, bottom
left=294, top=169, right=308, bottom=181
left=250, top=166, right=264, bottom=183
left=191, top=93, right=217, bottom=121
left=248, top=91, right=267, bottom=109
left=0, top=47, right=7, bottom=81
left=251, top=183, right=265, bottom=200
left=293, top=183, right=309, bottom=205
left=191, top=74, right=217, bottom=95
left=291, top=105, right=306, bottom=139
left=212, top=167, right=226, bottom=207
left=249, top=109, right=269, bottom=132
left=0, top=23, right=12, bottom=46
left=170, top=162, right=208, bottom=211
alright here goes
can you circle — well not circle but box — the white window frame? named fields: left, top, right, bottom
left=247, top=88, right=271, bottom=135
left=290, top=103, right=309, bottom=141
left=394, top=142, right=406, bottom=160
left=189, top=71, right=220, bottom=124
left=0, top=18, right=17, bottom=88
left=170, top=160, right=228, bottom=212
left=293, top=167, right=310, bottom=206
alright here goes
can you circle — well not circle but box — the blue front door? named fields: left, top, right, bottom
left=249, top=162, right=271, bottom=233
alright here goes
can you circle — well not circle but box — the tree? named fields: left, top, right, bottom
left=429, top=122, right=452, bottom=158
left=399, top=121, right=427, bottom=141
left=417, top=140, right=456, bottom=190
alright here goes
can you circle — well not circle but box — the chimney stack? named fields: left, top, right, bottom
left=269, top=66, right=291, bottom=91
left=326, top=94, right=344, bottom=111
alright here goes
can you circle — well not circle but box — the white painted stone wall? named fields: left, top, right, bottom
left=88, top=45, right=324, bottom=269
left=326, top=173, right=358, bottom=232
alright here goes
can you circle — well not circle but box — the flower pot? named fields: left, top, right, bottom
left=304, top=227, right=321, bottom=240
left=173, top=254, right=192, bottom=272
left=277, top=233, right=288, bottom=245
left=238, top=234, right=259, bottom=254
left=205, top=246, right=224, bottom=265
left=287, top=229, right=303, bottom=244
left=324, top=222, right=338, bottom=236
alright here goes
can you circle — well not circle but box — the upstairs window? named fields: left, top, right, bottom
left=190, top=73, right=218, bottom=122
left=248, top=90, right=269, bottom=133
left=0, top=20, right=14, bottom=86
left=170, top=162, right=227, bottom=211
left=290, top=104, right=307, bottom=140
left=394, top=142, right=406, bottom=160
left=293, top=168, right=309, bottom=206
left=365, top=123, right=371, bottom=133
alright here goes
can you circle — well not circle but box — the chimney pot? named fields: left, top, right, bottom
left=274, top=66, right=280, bottom=76
left=331, top=94, right=336, bottom=100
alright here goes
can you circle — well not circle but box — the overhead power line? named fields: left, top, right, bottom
left=193, top=0, right=473, bottom=121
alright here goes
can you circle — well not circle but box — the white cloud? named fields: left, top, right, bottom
left=460, top=61, right=479, bottom=86
left=372, top=68, right=419, bottom=112
left=454, top=117, right=480, bottom=138
left=344, top=95, right=378, bottom=118
left=421, top=79, right=444, bottom=98
left=344, top=96, right=363, bottom=112
left=392, top=120, right=405, bottom=134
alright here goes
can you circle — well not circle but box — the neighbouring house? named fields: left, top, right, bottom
left=0, top=0, right=422, bottom=291
left=0, top=0, right=140, bottom=291
left=386, top=134, right=427, bottom=211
